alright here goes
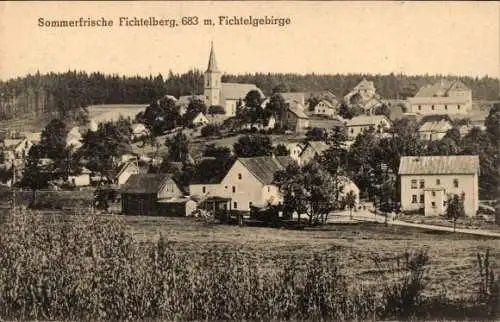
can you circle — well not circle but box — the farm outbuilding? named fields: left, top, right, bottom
left=120, top=173, right=184, bottom=216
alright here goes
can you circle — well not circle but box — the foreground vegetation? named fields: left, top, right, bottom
left=0, top=211, right=498, bottom=321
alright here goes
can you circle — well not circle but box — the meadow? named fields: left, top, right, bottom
left=0, top=210, right=497, bottom=321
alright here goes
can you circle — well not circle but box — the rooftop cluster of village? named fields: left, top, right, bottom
left=0, top=43, right=498, bottom=224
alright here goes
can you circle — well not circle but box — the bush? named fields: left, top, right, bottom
left=200, top=124, right=220, bottom=137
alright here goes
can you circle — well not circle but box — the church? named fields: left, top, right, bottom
left=199, top=42, right=264, bottom=117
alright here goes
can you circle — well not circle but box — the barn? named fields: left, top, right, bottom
left=120, top=173, right=185, bottom=216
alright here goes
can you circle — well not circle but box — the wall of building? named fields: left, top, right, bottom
left=157, top=179, right=183, bottom=199
left=409, top=102, right=469, bottom=115
left=400, top=173, right=478, bottom=217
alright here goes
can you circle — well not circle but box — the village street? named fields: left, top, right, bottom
left=328, top=209, right=500, bottom=238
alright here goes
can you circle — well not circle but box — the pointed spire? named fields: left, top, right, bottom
left=206, top=41, right=219, bottom=73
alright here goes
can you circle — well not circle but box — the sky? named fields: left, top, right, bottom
left=0, top=1, right=499, bottom=80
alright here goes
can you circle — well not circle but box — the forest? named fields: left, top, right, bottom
left=0, top=70, right=498, bottom=120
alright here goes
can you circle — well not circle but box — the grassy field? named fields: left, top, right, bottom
left=124, top=216, right=498, bottom=299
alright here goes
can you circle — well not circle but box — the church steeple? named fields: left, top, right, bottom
left=206, top=41, right=219, bottom=73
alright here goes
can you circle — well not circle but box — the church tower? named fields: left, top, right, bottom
left=204, top=42, right=222, bottom=107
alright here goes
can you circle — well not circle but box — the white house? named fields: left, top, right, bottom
left=191, top=112, right=210, bottom=127
left=418, top=119, right=453, bottom=141
left=286, top=142, right=306, bottom=164
left=285, top=102, right=310, bottom=132
left=408, top=79, right=472, bottom=115
left=116, top=161, right=140, bottom=186
left=298, top=141, right=330, bottom=166
left=398, top=155, right=480, bottom=217
left=346, top=115, right=392, bottom=139
left=190, top=156, right=295, bottom=212
left=131, top=123, right=149, bottom=140
left=68, top=167, right=91, bottom=187
left=313, top=100, right=337, bottom=117
left=2, top=138, right=33, bottom=160
left=344, top=78, right=377, bottom=104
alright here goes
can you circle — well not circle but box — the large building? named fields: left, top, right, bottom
left=190, top=156, right=295, bottom=212
left=398, top=155, right=479, bottom=217
left=202, top=42, right=264, bottom=116
left=407, top=79, right=472, bottom=115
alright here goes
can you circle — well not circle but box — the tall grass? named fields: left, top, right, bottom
left=0, top=210, right=497, bottom=321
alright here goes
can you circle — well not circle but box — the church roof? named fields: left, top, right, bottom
left=206, top=42, right=219, bottom=73
left=221, top=83, right=264, bottom=100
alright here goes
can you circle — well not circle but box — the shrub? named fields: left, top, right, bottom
left=200, top=124, right=220, bottom=137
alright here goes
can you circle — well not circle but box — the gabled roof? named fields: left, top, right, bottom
left=116, top=161, right=139, bottom=179
left=238, top=156, right=295, bottom=185
left=288, top=102, right=309, bottom=119
left=221, top=83, right=264, bottom=100
left=301, top=141, right=330, bottom=156
left=281, top=92, right=306, bottom=105
left=353, top=78, right=375, bottom=91
left=346, top=115, right=390, bottom=127
left=418, top=120, right=453, bottom=133
left=398, top=155, right=479, bottom=175
left=190, top=157, right=236, bottom=185
left=316, top=100, right=335, bottom=109
left=121, top=173, right=175, bottom=194
left=415, top=79, right=470, bottom=98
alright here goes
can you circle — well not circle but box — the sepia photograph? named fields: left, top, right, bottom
left=0, top=1, right=499, bottom=320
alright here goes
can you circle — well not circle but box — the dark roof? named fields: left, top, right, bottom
left=415, top=79, right=470, bottom=98
left=121, top=173, right=173, bottom=194
left=398, top=155, right=479, bottom=175
left=190, top=157, right=236, bottom=184
left=238, top=156, right=295, bottom=185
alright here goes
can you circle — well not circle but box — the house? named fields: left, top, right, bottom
left=131, top=123, right=149, bottom=140
left=281, top=92, right=306, bottom=106
left=338, top=176, right=361, bottom=208
left=418, top=119, right=453, bottom=141
left=346, top=115, right=392, bottom=139
left=68, top=167, right=91, bottom=187
left=121, top=173, right=185, bottom=216
left=286, top=142, right=305, bottom=164
left=284, top=102, right=309, bottom=132
left=344, top=78, right=377, bottom=104
left=190, top=112, right=210, bottom=127
left=298, top=141, right=330, bottom=166
left=408, top=79, right=472, bottom=115
left=202, top=42, right=265, bottom=117
left=398, top=155, right=480, bottom=217
left=116, top=161, right=140, bottom=186
left=2, top=138, right=33, bottom=160
left=313, top=100, right=337, bottom=117
left=190, top=156, right=296, bottom=212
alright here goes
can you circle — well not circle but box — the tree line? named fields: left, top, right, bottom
left=1, top=70, right=498, bottom=121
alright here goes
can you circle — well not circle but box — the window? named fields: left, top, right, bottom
left=412, top=195, right=417, bottom=203
left=350, top=128, right=354, bottom=134
left=411, top=179, right=418, bottom=189
left=202, top=186, right=206, bottom=193
left=419, top=180, right=425, bottom=188
left=249, top=202, right=253, bottom=208
left=225, top=186, right=228, bottom=189
left=432, top=191, right=436, bottom=197
left=443, top=201, right=446, bottom=207
left=431, top=105, right=435, bottom=110
left=233, top=202, right=237, bottom=209
left=418, top=105, right=421, bottom=110
left=444, top=105, right=448, bottom=110
left=206, top=96, right=209, bottom=100
left=238, top=173, right=242, bottom=180
left=431, top=201, right=436, bottom=208
left=436, top=178, right=440, bottom=185
left=267, top=186, right=270, bottom=192
left=232, top=186, right=236, bottom=193
left=457, top=105, right=461, bottom=110
left=453, top=179, right=459, bottom=188
left=419, top=195, right=424, bottom=203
